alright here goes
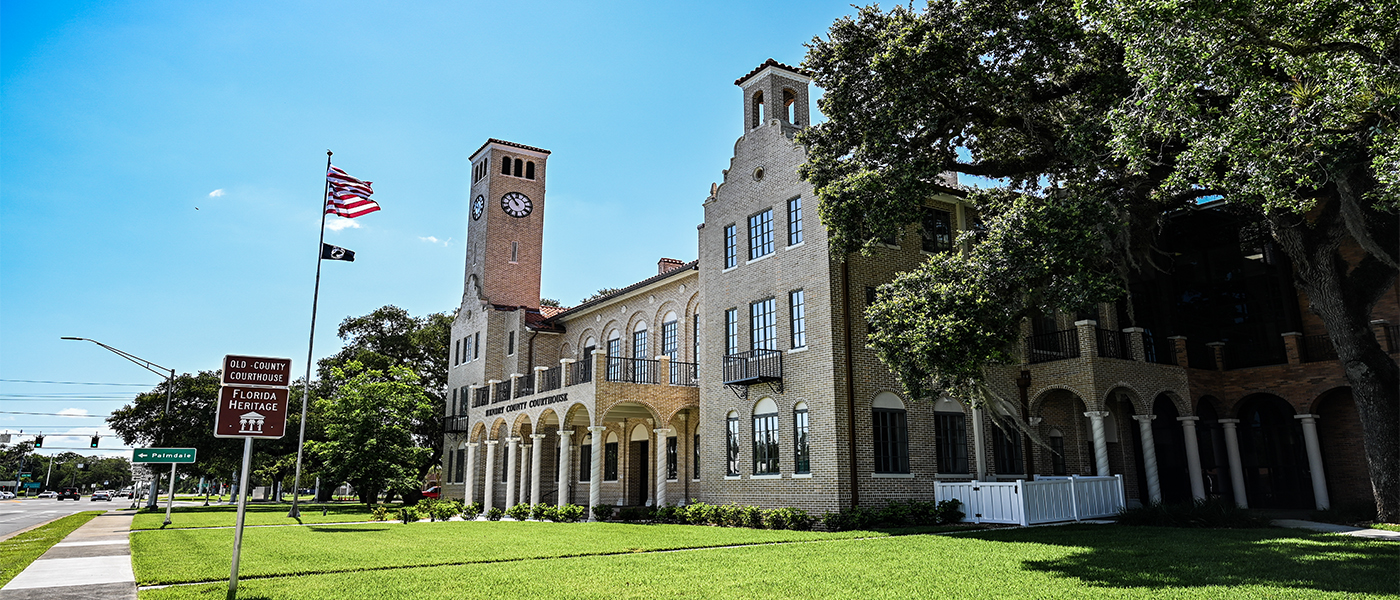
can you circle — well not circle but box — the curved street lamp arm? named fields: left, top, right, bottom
left=61, top=337, right=176, bottom=381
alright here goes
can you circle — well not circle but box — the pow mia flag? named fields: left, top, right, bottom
left=320, top=243, right=356, bottom=262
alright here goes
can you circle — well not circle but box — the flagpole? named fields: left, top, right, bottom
left=289, top=150, right=332, bottom=519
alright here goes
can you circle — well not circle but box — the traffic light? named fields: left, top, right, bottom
left=90, top=435, right=100, bottom=448
left=33, top=435, right=44, bottom=448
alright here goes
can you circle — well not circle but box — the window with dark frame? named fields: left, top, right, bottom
left=873, top=408, right=910, bottom=473
left=666, top=436, right=678, bottom=480
left=750, top=298, right=776, bottom=351
left=579, top=442, right=592, bottom=481
left=473, top=332, right=480, bottom=359
left=692, top=313, right=700, bottom=362
left=455, top=448, right=465, bottom=482
left=513, top=158, right=523, bottom=177
left=554, top=446, right=560, bottom=482
left=726, top=415, right=740, bottom=476
left=502, top=443, right=510, bottom=482
left=694, top=433, right=700, bottom=479
left=922, top=208, right=954, bottom=253
left=789, top=290, right=806, bottom=349
left=1050, top=434, right=1066, bottom=475
left=723, top=225, right=737, bottom=269
left=525, top=161, right=536, bottom=180
left=992, top=426, right=1024, bottom=474
left=607, top=337, right=622, bottom=380
left=753, top=411, right=779, bottom=475
left=604, top=441, right=618, bottom=481
left=724, top=309, right=739, bottom=356
left=788, top=197, right=804, bottom=246
left=501, top=156, right=511, bottom=175
left=661, top=320, right=677, bottom=359
left=748, top=209, right=774, bottom=260
left=794, top=407, right=810, bottom=474
left=632, top=328, right=648, bottom=360
left=507, top=331, right=515, bottom=355
left=935, top=412, right=969, bottom=473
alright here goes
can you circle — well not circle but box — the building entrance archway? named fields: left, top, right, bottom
left=1238, top=394, right=1313, bottom=509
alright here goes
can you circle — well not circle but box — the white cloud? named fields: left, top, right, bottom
left=326, top=218, right=361, bottom=231
left=419, top=236, right=450, bottom=246
left=208, top=189, right=225, bottom=198
left=57, top=408, right=90, bottom=418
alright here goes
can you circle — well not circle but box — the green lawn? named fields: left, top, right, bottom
left=0, top=511, right=104, bottom=587
left=134, top=524, right=1397, bottom=599
left=130, top=503, right=385, bottom=530
left=130, top=521, right=871, bottom=585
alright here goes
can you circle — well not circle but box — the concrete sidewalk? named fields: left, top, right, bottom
left=1273, top=518, right=1400, bottom=541
left=0, top=511, right=136, bottom=600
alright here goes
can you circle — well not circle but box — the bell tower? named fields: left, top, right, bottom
left=735, top=58, right=812, bottom=131
left=464, top=139, right=550, bottom=309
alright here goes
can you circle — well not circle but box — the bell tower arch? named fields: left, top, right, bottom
left=464, top=139, right=550, bottom=309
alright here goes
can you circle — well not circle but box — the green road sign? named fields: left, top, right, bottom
left=24, top=482, right=40, bottom=488
left=132, top=448, right=197, bottom=464
left=18, top=472, right=31, bottom=477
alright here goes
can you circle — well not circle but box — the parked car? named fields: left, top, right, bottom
left=422, top=486, right=441, bottom=499
left=37, top=490, right=58, bottom=499
left=58, top=487, right=81, bottom=500
left=90, top=491, right=112, bottom=501
left=0, top=491, right=14, bottom=500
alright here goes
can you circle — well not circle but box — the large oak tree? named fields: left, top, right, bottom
left=798, top=0, right=1398, bottom=520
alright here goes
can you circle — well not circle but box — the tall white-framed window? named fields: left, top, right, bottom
left=752, top=398, right=779, bottom=475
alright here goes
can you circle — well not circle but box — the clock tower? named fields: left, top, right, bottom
left=464, top=139, right=550, bottom=308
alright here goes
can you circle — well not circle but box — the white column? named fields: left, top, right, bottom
left=530, top=433, right=545, bottom=506
left=588, top=425, right=606, bottom=520
left=1295, top=414, right=1331, bottom=510
left=482, top=440, right=497, bottom=512
left=1219, top=419, right=1248, bottom=508
left=557, top=428, right=573, bottom=507
left=655, top=427, right=672, bottom=507
left=1085, top=411, right=1111, bottom=476
left=1178, top=417, right=1206, bottom=500
left=518, top=443, right=531, bottom=506
left=1132, top=415, right=1162, bottom=503
left=465, top=443, right=478, bottom=507
left=505, top=437, right=519, bottom=509
left=972, top=406, right=988, bottom=480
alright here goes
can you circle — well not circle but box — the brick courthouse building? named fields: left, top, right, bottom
left=440, top=60, right=1395, bottom=516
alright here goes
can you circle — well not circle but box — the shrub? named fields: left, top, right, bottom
left=462, top=501, right=483, bottom=520
left=592, top=503, right=615, bottom=521
left=762, top=508, right=789, bottom=530
left=557, top=503, right=586, bottom=522
left=484, top=506, right=504, bottom=521
left=878, top=500, right=914, bottom=528
left=764, top=507, right=811, bottom=530
left=1117, top=498, right=1268, bottom=529
left=684, top=502, right=717, bottom=525
left=369, top=505, right=390, bottom=522
left=505, top=503, right=531, bottom=521
left=617, top=506, right=653, bottom=522
left=654, top=504, right=679, bottom=524
left=935, top=499, right=964, bottom=525
left=532, top=503, right=556, bottom=521
left=396, top=507, right=419, bottom=523
left=739, top=505, right=765, bottom=529
left=716, top=503, right=743, bottom=527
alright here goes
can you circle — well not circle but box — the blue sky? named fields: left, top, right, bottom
left=1, top=0, right=865, bottom=456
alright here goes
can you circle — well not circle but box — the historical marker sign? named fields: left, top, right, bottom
left=132, top=448, right=198, bottom=463
left=221, top=355, right=293, bottom=387
left=214, top=385, right=291, bottom=438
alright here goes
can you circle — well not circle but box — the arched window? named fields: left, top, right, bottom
left=934, top=397, right=968, bottom=474
left=632, top=321, right=648, bottom=359
left=751, top=90, right=764, bottom=129
left=753, top=398, right=779, bottom=475
left=726, top=410, right=740, bottom=476
left=513, top=158, right=523, bottom=177
left=501, top=156, right=511, bottom=175
left=606, top=330, right=622, bottom=381
left=873, top=392, right=909, bottom=474
left=783, top=89, right=796, bottom=123
left=525, top=161, right=536, bottom=180
left=793, top=401, right=810, bottom=474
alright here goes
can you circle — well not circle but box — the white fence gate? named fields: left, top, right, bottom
left=934, top=475, right=1125, bottom=526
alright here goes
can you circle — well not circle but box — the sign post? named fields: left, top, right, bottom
left=131, top=448, right=198, bottom=525
left=215, top=354, right=290, bottom=600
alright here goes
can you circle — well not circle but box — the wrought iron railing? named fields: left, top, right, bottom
left=515, top=372, right=535, bottom=398
left=723, top=349, right=783, bottom=385
left=671, top=361, right=699, bottom=386
left=1027, top=330, right=1079, bottom=364
left=1301, top=334, right=1338, bottom=363
left=537, top=366, right=562, bottom=392
left=606, top=356, right=658, bottom=384
left=472, top=387, right=490, bottom=408
left=1142, top=331, right=1177, bottom=365
left=494, top=379, right=512, bottom=403
left=568, top=359, right=592, bottom=385
left=444, top=416, right=471, bottom=433
left=1096, top=328, right=1132, bottom=360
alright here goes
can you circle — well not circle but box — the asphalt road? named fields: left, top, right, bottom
left=0, top=497, right=125, bottom=539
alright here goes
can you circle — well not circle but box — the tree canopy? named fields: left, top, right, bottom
left=309, top=361, right=432, bottom=505
left=800, top=0, right=1398, bottom=519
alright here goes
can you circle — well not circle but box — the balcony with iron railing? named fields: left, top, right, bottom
left=536, top=365, right=562, bottom=393
left=723, top=349, right=783, bottom=389
left=1301, top=334, right=1338, bottom=363
left=1027, top=329, right=1080, bottom=364
left=670, top=361, right=699, bottom=386
left=472, top=386, right=490, bottom=408
left=1095, top=328, right=1132, bottom=360
left=465, top=351, right=699, bottom=420
left=494, top=379, right=512, bottom=404
left=606, top=356, right=658, bottom=384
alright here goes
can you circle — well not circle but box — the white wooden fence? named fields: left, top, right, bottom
left=934, top=475, right=1125, bottom=525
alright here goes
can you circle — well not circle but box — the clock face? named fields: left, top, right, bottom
left=500, top=192, right=532, bottom=218
left=471, top=195, right=485, bottom=220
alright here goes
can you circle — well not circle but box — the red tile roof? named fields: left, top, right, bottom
left=734, top=58, right=813, bottom=86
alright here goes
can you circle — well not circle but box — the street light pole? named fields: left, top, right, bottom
left=62, top=337, right=175, bottom=509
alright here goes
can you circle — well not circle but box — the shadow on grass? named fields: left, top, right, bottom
left=962, top=524, right=1396, bottom=595
left=307, top=526, right=391, bottom=533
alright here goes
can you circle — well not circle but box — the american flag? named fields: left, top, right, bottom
left=325, top=165, right=381, bottom=218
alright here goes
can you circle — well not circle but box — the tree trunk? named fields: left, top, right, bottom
left=1272, top=197, right=1400, bottom=523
